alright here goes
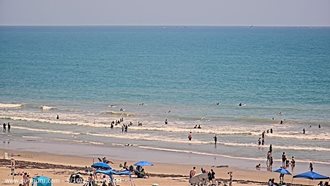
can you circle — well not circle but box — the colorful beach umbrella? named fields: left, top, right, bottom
left=274, top=167, right=291, bottom=175
left=134, top=161, right=154, bottom=167
left=293, top=171, right=329, bottom=180
left=91, top=162, right=112, bottom=170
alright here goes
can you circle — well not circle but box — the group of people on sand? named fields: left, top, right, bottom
left=318, top=181, right=329, bottom=186
left=2, top=122, right=11, bottom=133
left=280, top=152, right=296, bottom=171
left=189, top=166, right=217, bottom=184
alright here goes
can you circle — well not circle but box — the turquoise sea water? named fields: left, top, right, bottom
left=0, top=26, right=330, bottom=170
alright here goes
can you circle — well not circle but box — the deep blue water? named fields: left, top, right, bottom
left=0, top=26, right=330, bottom=122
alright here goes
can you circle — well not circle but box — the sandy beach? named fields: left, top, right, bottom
left=0, top=148, right=325, bottom=186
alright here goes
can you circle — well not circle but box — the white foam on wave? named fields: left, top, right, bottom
left=86, top=132, right=207, bottom=144
left=1, top=111, right=329, bottom=142
left=128, top=125, right=256, bottom=136
left=13, top=126, right=80, bottom=135
left=102, top=111, right=135, bottom=117
left=0, top=115, right=109, bottom=128
left=218, top=142, right=330, bottom=152
left=40, top=105, right=56, bottom=110
left=269, top=132, right=330, bottom=141
left=22, top=136, right=42, bottom=139
left=0, top=103, right=23, bottom=109
left=86, top=131, right=330, bottom=152
left=138, top=145, right=330, bottom=165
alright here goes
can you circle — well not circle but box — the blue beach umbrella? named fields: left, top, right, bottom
left=274, top=167, right=291, bottom=175
left=91, top=162, right=112, bottom=170
left=32, top=176, right=52, bottom=186
left=134, top=161, right=154, bottom=167
left=293, top=171, right=329, bottom=180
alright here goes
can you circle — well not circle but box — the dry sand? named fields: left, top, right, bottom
left=0, top=149, right=321, bottom=186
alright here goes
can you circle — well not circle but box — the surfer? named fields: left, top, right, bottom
left=3, top=123, right=6, bottom=132
left=56, top=115, right=59, bottom=120
left=303, top=128, right=306, bottom=134
left=165, top=119, right=168, bottom=125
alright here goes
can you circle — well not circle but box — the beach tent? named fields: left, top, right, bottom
left=293, top=171, right=329, bottom=180
left=91, top=162, right=112, bottom=170
left=134, top=161, right=154, bottom=167
left=32, top=176, right=52, bottom=186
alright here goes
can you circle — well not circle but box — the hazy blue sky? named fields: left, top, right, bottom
left=1, top=0, right=329, bottom=26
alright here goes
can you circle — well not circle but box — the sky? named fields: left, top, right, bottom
left=0, top=0, right=329, bottom=26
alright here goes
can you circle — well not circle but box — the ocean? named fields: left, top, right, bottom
left=0, top=26, right=330, bottom=171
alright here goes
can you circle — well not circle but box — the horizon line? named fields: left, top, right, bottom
left=1, top=24, right=330, bottom=28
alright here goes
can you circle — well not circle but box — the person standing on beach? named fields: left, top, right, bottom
left=188, top=132, right=192, bottom=141
left=282, top=152, right=287, bottom=167
left=213, top=135, right=217, bottom=145
left=3, top=123, right=6, bottom=132
left=189, top=167, right=196, bottom=178
left=267, top=151, right=271, bottom=167
left=279, top=173, right=284, bottom=184
left=228, top=172, right=233, bottom=186
left=7, top=123, right=11, bottom=133
left=310, top=162, right=313, bottom=171
left=291, top=156, right=296, bottom=171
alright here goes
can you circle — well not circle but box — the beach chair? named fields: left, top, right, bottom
left=189, top=173, right=208, bottom=186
